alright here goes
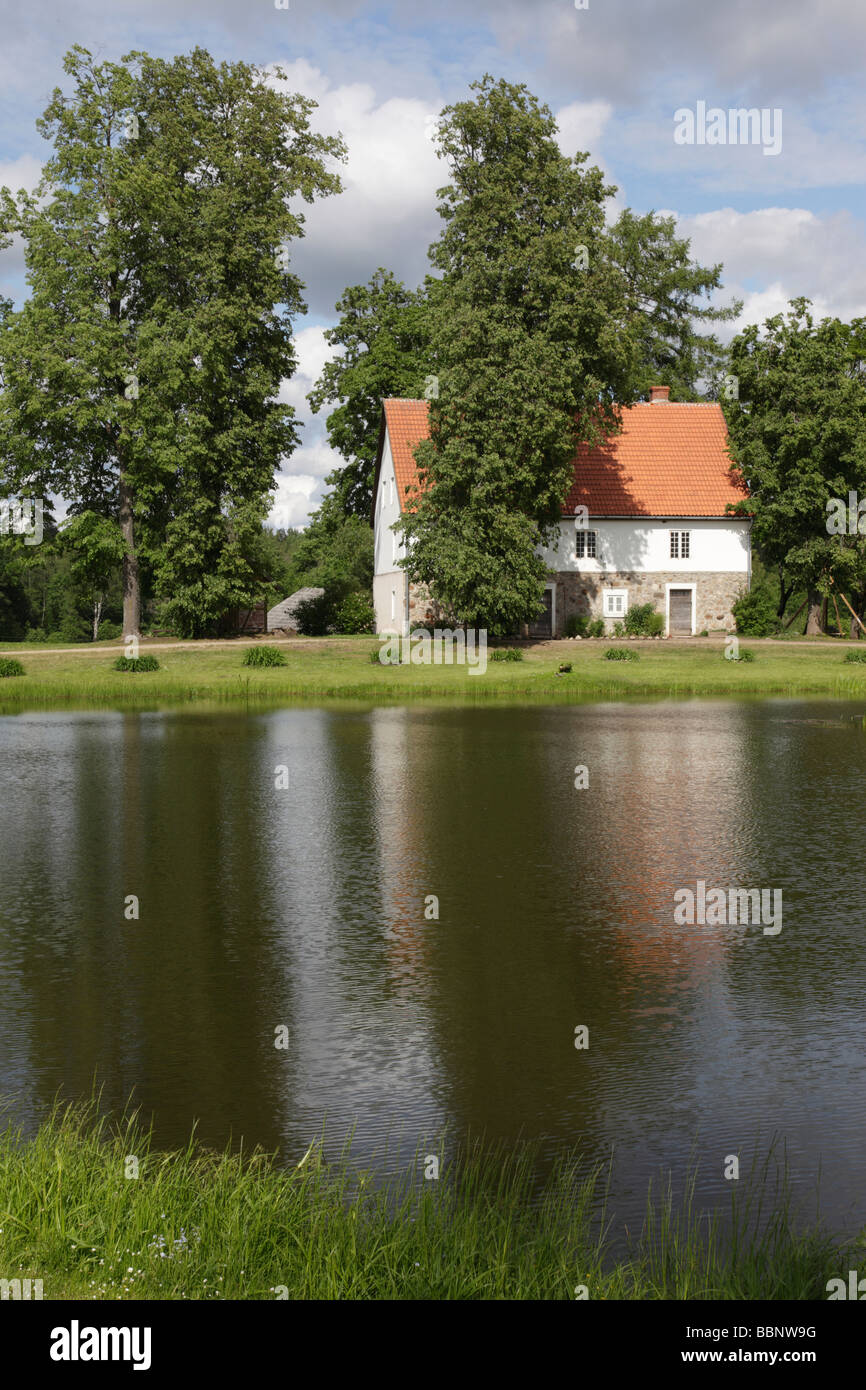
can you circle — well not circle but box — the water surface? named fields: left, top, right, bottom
left=1, top=700, right=864, bottom=1236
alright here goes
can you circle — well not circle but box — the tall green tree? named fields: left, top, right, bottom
left=725, top=299, right=866, bottom=633
left=0, top=45, right=344, bottom=637
left=607, top=208, right=740, bottom=399
left=290, top=491, right=373, bottom=595
left=396, top=76, right=638, bottom=632
left=59, top=511, right=127, bottom=639
left=307, top=268, right=432, bottom=518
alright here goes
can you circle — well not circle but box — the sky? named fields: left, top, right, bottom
left=1, top=0, right=864, bottom=527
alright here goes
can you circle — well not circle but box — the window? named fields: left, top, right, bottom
left=670, top=530, right=690, bottom=559
left=575, top=529, right=597, bottom=559
left=603, top=589, right=628, bottom=617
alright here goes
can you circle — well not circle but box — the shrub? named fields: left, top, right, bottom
left=25, top=628, right=48, bottom=643
left=844, top=648, right=866, bottom=663
left=604, top=647, right=639, bottom=661
left=46, top=632, right=64, bottom=643
left=624, top=603, right=664, bottom=637
left=565, top=614, right=588, bottom=638
left=726, top=647, right=755, bottom=663
left=490, top=647, right=524, bottom=662
left=585, top=618, right=605, bottom=638
left=242, top=645, right=287, bottom=668
left=293, top=593, right=334, bottom=636
left=732, top=585, right=777, bottom=637
left=700, top=629, right=709, bottom=637
left=613, top=621, right=624, bottom=637
left=0, top=657, right=24, bottom=677
left=113, top=654, right=160, bottom=672
left=557, top=662, right=573, bottom=673
left=97, top=620, right=122, bottom=641
left=59, top=616, right=90, bottom=644
left=332, top=592, right=374, bottom=634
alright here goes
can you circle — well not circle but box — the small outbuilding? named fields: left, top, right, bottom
left=266, top=587, right=325, bottom=633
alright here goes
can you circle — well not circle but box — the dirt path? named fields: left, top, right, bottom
left=0, top=636, right=347, bottom=658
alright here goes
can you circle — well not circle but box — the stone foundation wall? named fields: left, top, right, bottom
left=408, top=580, right=451, bottom=628
left=406, top=571, right=748, bottom=636
left=553, top=570, right=747, bottom=635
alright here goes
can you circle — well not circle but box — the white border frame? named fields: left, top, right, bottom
left=544, top=581, right=557, bottom=637
left=603, top=587, right=628, bottom=620
left=665, top=581, right=696, bottom=636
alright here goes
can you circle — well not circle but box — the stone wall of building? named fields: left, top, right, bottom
left=408, top=581, right=451, bottom=628
left=408, top=570, right=748, bottom=636
left=553, top=570, right=747, bottom=635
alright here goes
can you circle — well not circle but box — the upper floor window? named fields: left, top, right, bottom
left=575, top=529, right=597, bottom=559
left=670, top=530, right=690, bottom=559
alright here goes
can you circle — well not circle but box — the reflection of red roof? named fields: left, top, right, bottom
left=381, top=393, right=748, bottom=518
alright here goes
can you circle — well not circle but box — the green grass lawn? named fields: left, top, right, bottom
left=0, top=635, right=865, bottom=710
left=0, top=1098, right=855, bottom=1301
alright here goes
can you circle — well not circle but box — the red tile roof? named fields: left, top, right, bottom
left=381, top=395, right=748, bottom=518
left=382, top=398, right=430, bottom=511
left=565, top=401, right=748, bottom=516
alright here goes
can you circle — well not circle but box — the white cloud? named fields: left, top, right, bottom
left=278, top=323, right=335, bottom=413
left=675, top=206, right=866, bottom=328
left=555, top=100, right=613, bottom=159
left=268, top=472, right=321, bottom=530
left=554, top=99, right=625, bottom=217
left=269, top=61, right=444, bottom=317
left=0, top=154, right=42, bottom=195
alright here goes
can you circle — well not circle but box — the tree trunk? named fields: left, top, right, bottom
left=120, top=472, right=140, bottom=638
left=777, top=567, right=792, bottom=620
left=92, top=595, right=103, bottom=642
left=804, top=590, right=823, bottom=635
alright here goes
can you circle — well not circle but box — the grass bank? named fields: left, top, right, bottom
left=0, top=1100, right=854, bottom=1300
left=1, top=635, right=866, bottom=710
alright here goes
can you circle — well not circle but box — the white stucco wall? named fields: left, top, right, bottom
left=373, top=436, right=407, bottom=577
left=373, top=435, right=408, bottom=632
left=540, top=517, right=751, bottom=574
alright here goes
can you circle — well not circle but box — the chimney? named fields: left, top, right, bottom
left=649, top=385, right=671, bottom=403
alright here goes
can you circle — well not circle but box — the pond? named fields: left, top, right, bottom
left=1, top=700, right=864, bottom=1237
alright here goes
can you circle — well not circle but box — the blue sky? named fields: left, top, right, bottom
left=1, top=0, right=865, bottom=525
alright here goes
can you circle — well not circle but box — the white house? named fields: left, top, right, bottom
left=372, top=387, right=752, bottom=637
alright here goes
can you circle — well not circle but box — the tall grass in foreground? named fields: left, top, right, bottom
left=0, top=1099, right=850, bottom=1300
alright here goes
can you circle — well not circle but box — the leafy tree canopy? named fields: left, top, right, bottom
left=725, top=298, right=866, bottom=632
left=0, top=45, right=345, bottom=638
